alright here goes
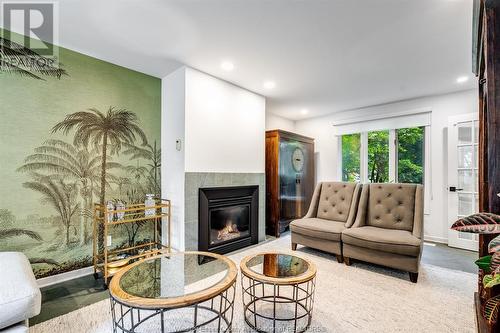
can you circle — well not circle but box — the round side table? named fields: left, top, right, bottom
left=240, top=252, right=317, bottom=333
left=109, top=251, right=237, bottom=333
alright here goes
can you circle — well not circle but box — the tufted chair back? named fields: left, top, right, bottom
left=306, top=182, right=361, bottom=226
left=353, top=183, right=424, bottom=236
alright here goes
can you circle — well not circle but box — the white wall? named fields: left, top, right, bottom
left=162, top=67, right=266, bottom=250
left=294, top=89, right=478, bottom=243
left=184, top=68, right=266, bottom=173
left=162, top=67, right=186, bottom=251
left=266, top=112, right=296, bottom=132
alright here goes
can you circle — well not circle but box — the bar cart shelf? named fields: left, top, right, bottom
left=92, top=199, right=171, bottom=286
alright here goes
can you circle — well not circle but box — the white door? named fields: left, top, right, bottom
left=447, top=114, right=479, bottom=251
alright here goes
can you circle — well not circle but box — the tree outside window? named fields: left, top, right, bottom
left=368, top=130, right=389, bottom=183
left=397, top=127, right=424, bottom=184
left=341, top=133, right=360, bottom=182
left=341, top=126, right=424, bottom=184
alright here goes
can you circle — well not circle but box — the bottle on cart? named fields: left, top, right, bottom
left=145, top=194, right=155, bottom=217
left=106, top=200, right=115, bottom=222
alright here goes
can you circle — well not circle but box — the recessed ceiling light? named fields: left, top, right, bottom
left=263, top=81, right=276, bottom=89
left=456, top=76, right=469, bottom=83
left=301, top=108, right=309, bottom=115
left=220, top=61, right=234, bottom=71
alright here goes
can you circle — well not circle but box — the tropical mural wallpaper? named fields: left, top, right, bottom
left=0, top=29, right=161, bottom=278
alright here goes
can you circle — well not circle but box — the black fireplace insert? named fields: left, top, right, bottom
left=199, top=186, right=259, bottom=254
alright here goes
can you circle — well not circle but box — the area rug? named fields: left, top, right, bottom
left=30, top=235, right=476, bottom=333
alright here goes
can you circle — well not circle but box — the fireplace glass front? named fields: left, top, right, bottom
left=199, top=185, right=258, bottom=254
left=210, top=204, right=250, bottom=246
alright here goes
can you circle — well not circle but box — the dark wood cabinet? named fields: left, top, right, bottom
left=265, top=130, right=314, bottom=237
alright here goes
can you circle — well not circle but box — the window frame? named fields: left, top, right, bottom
left=395, top=126, right=426, bottom=185
left=340, top=127, right=427, bottom=185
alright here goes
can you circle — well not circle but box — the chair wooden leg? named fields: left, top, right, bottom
left=409, top=272, right=418, bottom=283
left=344, top=257, right=351, bottom=266
left=335, top=254, right=343, bottom=263
left=291, top=242, right=297, bottom=251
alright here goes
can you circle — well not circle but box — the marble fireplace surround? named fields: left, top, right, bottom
left=184, top=172, right=266, bottom=251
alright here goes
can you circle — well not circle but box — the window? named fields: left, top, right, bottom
left=367, top=130, right=389, bottom=183
left=341, top=126, right=425, bottom=184
left=341, top=133, right=361, bottom=182
left=397, top=127, right=424, bottom=184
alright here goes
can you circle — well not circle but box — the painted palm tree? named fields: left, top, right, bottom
left=118, top=187, right=149, bottom=248
left=23, top=175, right=79, bottom=246
left=0, top=36, right=67, bottom=80
left=0, top=229, right=59, bottom=266
left=0, top=228, right=42, bottom=241
left=51, top=107, right=147, bottom=252
left=122, top=163, right=148, bottom=196
left=112, top=177, right=132, bottom=198
left=18, top=139, right=120, bottom=245
left=124, top=163, right=149, bottom=182
left=123, top=140, right=161, bottom=193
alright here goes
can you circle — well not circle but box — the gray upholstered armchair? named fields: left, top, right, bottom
left=290, top=182, right=361, bottom=263
left=341, top=183, right=424, bottom=282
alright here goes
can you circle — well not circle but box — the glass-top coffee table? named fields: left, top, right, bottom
left=109, top=251, right=237, bottom=333
left=240, top=252, right=317, bottom=333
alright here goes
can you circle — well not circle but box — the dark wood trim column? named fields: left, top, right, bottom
left=474, top=1, right=500, bottom=332
left=483, top=0, right=500, bottom=215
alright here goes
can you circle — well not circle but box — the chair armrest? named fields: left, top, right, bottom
left=412, top=184, right=424, bottom=239
left=345, top=183, right=362, bottom=228
left=0, top=252, right=41, bottom=330
left=304, top=183, right=322, bottom=218
left=351, top=184, right=369, bottom=228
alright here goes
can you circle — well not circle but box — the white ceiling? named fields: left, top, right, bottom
left=6, top=0, right=476, bottom=119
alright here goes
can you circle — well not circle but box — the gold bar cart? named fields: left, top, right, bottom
left=92, top=199, right=171, bottom=286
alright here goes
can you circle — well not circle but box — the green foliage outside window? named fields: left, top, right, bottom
left=368, top=131, right=389, bottom=183
left=341, top=127, right=424, bottom=184
left=341, top=134, right=360, bottom=182
left=397, top=127, right=424, bottom=184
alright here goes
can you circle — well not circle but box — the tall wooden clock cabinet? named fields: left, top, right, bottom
left=265, top=130, right=315, bottom=237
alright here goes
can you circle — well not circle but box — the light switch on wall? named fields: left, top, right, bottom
left=176, top=139, right=182, bottom=151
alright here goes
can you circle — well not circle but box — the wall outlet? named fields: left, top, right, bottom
left=107, top=235, right=112, bottom=247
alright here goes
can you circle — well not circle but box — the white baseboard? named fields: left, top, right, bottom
left=36, top=266, right=94, bottom=288
left=424, top=235, right=447, bottom=244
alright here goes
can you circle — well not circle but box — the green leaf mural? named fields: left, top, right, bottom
left=0, top=228, right=42, bottom=241
left=0, top=29, right=161, bottom=278
left=23, top=175, right=79, bottom=246
left=0, top=36, right=68, bottom=80
left=51, top=107, right=148, bottom=253
left=18, top=139, right=118, bottom=245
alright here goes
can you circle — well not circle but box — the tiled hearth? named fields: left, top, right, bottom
left=184, top=172, right=266, bottom=250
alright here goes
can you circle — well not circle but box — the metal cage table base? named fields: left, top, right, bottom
left=110, top=282, right=236, bottom=333
left=241, top=275, right=316, bottom=333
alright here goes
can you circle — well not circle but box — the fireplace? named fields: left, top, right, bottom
left=199, top=186, right=259, bottom=254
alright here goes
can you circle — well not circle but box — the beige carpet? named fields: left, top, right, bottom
left=30, top=235, right=476, bottom=333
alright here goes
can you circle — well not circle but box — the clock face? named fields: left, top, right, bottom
left=292, top=147, right=305, bottom=172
